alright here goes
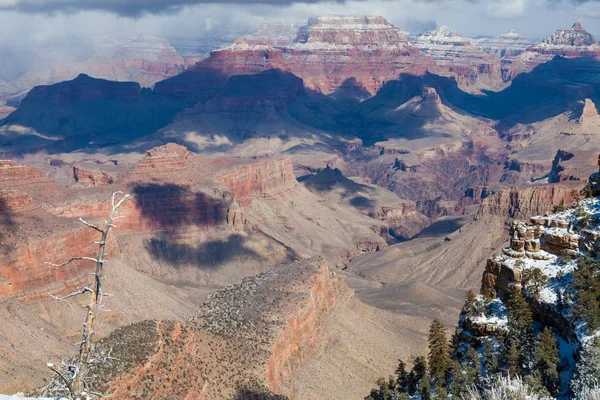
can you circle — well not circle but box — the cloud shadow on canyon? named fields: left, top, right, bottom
left=145, top=233, right=261, bottom=269
left=0, top=197, right=16, bottom=242
left=130, top=182, right=228, bottom=228
left=4, top=57, right=600, bottom=156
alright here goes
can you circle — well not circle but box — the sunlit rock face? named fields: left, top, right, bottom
left=411, top=26, right=503, bottom=90
left=502, top=22, right=600, bottom=80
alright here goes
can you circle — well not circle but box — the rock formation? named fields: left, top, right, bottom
left=502, top=21, right=600, bottom=80
left=476, top=183, right=584, bottom=219
left=219, top=158, right=297, bottom=206
left=579, top=98, right=599, bottom=123
left=283, top=15, right=434, bottom=94
left=72, top=166, right=114, bottom=186
left=0, top=160, right=57, bottom=195
left=472, top=30, right=531, bottom=58
left=411, top=26, right=503, bottom=90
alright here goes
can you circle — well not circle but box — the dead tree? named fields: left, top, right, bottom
left=45, top=191, right=130, bottom=399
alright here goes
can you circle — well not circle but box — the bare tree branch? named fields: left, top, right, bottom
left=45, top=191, right=130, bottom=399
left=45, top=257, right=98, bottom=267
left=49, top=284, right=93, bottom=301
left=78, top=218, right=103, bottom=233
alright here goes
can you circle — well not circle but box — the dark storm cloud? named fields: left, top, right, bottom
left=0, top=0, right=345, bottom=17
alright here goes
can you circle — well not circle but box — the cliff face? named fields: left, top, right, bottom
left=411, top=26, right=503, bottom=90
left=266, top=262, right=344, bottom=396
left=0, top=160, right=57, bottom=194
left=219, top=158, right=297, bottom=206
left=476, top=183, right=583, bottom=219
left=502, top=22, right=600, bottom=80
left=0, top=226, right=115, bottom=299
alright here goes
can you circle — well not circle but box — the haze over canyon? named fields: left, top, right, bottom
left=1, top=2, right=600, bottom=400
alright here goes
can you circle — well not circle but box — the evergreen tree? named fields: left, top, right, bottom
left=506, top=287, right=535, bottom=374
left=395, top=360, right=409, bottom=392
left=428, top=319, right=451, bottom=384
left=365, top=377, right=399, bottom=400
left=535, top=327, right=560, bottom=396
left=506, top=341, right=522, bottom=377
left=408, top=356, right=427, bottom=395
left=462, top=290, right=477, bottom=318
left=420, top=379, right=432, bottom=400
left=571, top=337, right=600, bottom=398
left=482, top=340, right=499, bottom=376
left=573, top=257, right=600, bottom=331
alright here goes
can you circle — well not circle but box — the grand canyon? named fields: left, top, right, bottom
left=0, top=3, right=600, bottom=400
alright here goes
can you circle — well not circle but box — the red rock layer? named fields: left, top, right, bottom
left=0, top=160, right=56, bottom=192
left=73, top=166, right=114, bottom=186
left=219, top=158, right=297, bottom=206
left=157, top=16, right=435, bottom=96
left=266, top=262, right=344, bottom=397
left=0, top=226, right=116, bottom=299
left=127, top=143, right=191, bottom=176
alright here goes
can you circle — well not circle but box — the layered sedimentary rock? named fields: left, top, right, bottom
left=476, top=183, right=583, bottom=219
left=579, top=98, right=599, bottom=123
left=502, top=22, right=600, bottom=80
left=411, top=26, right=503, bottom=90
left=0, top=160, right=57, bottom=194
left=219, top=158, right=297, bottom=206
left=156, top=15, right=435, bottom=97
left=472, top=30, right=531, bottom=58
left=72, top=166, right=114, bottom=186
left=283, top=16, right=434, bottom=94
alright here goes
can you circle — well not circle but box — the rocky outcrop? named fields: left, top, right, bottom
left=473, top=30, right=531, bottom=59
left=411, top=26, right=502, bottom=90
left=0, top=160, right=56, bottom=193
left=476, top=183, right=582, bottom=219
left=588, top=155, right=600, bottom=196
left=266, top=262, right=344, bottom=395
left=128, top=143, right=190, bottom=175
left=579, top=98, right=599, bottom=123
left=157, top=15, right=434, bottom=97
left=283, top=15, right=433, bottom=95
left=219, top=158, right=297, bottom=206
left=503, top=22, right=600, bottom=80
left=73, top=166, right=114, bottom=186
left=0, top=224, right=116, bottom=299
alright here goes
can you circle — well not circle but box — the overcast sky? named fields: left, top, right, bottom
left=0, top=0, right=599, bottom=51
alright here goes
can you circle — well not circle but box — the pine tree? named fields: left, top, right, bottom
left=506, top=287, right=535, bottom=375
left=573, top=257, right=600, bottom=331
left=395, top=360, right=409, bottom=392
left=462, top=290, right=477, bottom=318
left=408, top=356, right=427, bottom=395
left=428, top=319, right=451, bottom=384
left=482, top=340, right=499, bottom=376
left=507, top=337, right=522, bottom=376
left=535, top=327, right=560, bottom=396
left=571, top=337, right=600, bottom=398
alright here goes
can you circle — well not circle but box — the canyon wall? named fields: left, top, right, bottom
left=476, top=183, right=583, bottom=219
left=266, top=262, right=344, bottom=397
left=219, top=158, right=297, bottom=206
